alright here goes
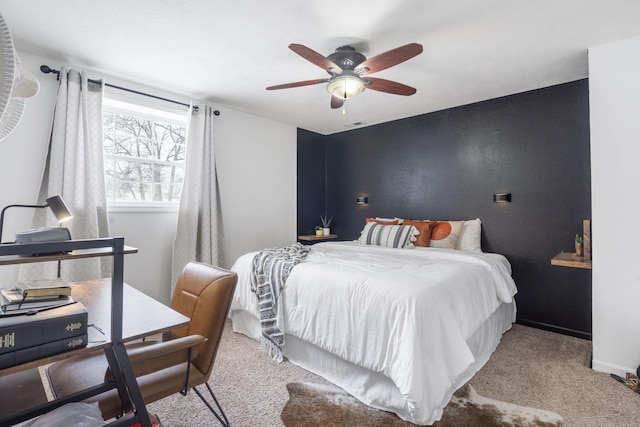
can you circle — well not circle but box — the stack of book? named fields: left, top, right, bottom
left=1, top=278, right=73, bottom=314
left=0, top=279, right=88, bottom=368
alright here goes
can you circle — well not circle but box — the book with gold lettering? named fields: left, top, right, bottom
left=0, top=333, right=88, bottom=369
left=0, top=302, right=88, bottom=355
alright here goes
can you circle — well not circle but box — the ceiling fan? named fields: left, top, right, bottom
left=266, top=43, right=423, bottom=109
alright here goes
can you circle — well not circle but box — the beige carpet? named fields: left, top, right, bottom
left=145, top=323, right=640, bottom=427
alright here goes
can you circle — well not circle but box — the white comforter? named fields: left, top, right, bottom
left=230, top=241, right=517, bottom=425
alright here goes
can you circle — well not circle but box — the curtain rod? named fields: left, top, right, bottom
left=39, top=65, right=219, bottom=115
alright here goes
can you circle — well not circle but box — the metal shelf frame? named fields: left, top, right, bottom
left=0, top=237, right=153, bottom=427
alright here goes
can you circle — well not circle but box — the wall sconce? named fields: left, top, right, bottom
left=356, top=196, right=368, bottom=205
left=493, top=193, right=512, bottom=203
left=0, top=195, right=73, bottom=243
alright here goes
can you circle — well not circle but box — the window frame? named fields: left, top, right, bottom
left=102, top=96, right=190, bottom=212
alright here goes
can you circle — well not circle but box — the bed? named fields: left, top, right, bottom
left=229, top=220, right=517, bottom=425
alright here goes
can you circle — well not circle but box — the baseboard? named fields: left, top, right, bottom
left=516, top=318, right=592, bottom=341
left=591, top=359, right=637, bottom=377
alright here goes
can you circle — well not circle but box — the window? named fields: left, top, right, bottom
left=102, top=98, right=189, bottom=208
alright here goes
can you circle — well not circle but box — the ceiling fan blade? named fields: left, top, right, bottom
left=289, top=44, right=343, bottom=74
left=266, top=78, right=329, bottom=90
left=355, top=43, right=423, bottom=75
left=365, top=77, right=417, bottom=96
left=330, top=96, right=344, bottom=109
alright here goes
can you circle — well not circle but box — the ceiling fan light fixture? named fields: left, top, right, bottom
left=327, top=75, right=365, bottom=100
left=267, top=42, right=422, bottom=109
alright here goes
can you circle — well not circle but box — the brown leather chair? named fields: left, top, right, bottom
left=46, top=262, right=237, bottom=425
left=0, top=369, right=49, bottom=423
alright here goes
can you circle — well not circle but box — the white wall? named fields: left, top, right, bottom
left=214, top=108, right=298, bottom=266
left=589, top=35, right=640, bottom=375
left=0, top=51, right=57, bottom=284
left=1, top=50, right=297, bottom=305
left=107, top=210, right=178, bottom=304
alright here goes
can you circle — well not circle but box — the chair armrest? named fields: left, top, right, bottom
left=105, top=335, right=207, bottom=381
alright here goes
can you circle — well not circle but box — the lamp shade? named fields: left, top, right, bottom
left=327, top=75, right=366, bottom=100
left=46, top=196, right=73, bottom=223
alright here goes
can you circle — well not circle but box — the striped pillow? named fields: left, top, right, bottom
left=357, top=223, right=418, bottom=248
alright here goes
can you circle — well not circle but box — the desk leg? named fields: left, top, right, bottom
left=103, top=347, right=134, bottom=415
left=111, top=341, right=152, bottom=427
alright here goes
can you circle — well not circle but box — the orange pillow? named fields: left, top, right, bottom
left=429, top=221, right=464, bottom=249
left=366, top=217, right=400, bottom=225
left=402, top=220, right=436, bottom=247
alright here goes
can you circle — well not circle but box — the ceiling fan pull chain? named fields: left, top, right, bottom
left=342, top=81, right=347, bottom=115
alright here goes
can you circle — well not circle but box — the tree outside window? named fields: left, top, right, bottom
left=103, top=100, right=187, bottom=205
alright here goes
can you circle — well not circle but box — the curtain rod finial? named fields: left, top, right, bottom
left=40, top=65, right=54, bottom=74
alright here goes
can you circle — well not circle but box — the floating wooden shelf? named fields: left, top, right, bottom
left=297, top=234, right=337, bottom=241
left=551, top=251, right=592, bottom=270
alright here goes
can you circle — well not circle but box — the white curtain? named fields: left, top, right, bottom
left=171, top=105, right=224, bottom=290
left=19, top=67, right=110, bottom=281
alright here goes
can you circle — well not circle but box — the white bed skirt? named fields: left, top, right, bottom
left=230, top=300, right=516, bottom=424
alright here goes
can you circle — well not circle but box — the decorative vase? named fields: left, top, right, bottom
left=574, top=241, right=583, bottom=257
left=315, top=229, right=323, bottom=236
left=323, top=228, right=330, bottom=236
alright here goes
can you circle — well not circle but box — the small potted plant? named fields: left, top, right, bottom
left=315, top=226, right=323, bottom=236
left=574, top=234, right=583, bottom=257
left=320, top=215, right=333, bottom=236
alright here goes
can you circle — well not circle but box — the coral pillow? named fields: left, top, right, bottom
left=429, top=221, right=464, bottom=249
left=366, top=217, right=400, bottom=225
left=402, top=220, right=437, bottom=247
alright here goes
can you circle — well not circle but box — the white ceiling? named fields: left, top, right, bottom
left=2, top=1, right=640, bottom=135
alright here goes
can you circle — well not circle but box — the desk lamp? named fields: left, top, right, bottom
left=0, top=195, right=73, bottom=244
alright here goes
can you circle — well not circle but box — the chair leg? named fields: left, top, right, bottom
left=192, top=382, right=230, bottom=427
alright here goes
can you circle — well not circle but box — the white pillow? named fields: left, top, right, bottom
left=357, top=223, right=418, bottom=248
left=456, top=218, right=482, bottom=252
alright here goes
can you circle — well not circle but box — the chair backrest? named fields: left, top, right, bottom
left=165, top=262, right=237, bottom=380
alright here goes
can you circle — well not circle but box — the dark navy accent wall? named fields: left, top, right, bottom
left=297, top=79, right=592, bottom=339
left=297, top=129, right=327, bottom=235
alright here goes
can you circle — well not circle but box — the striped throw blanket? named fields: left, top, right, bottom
left=250, top=243, right=310, bottom=362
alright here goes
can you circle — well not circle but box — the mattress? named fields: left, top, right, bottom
left=229, top=241, right=517, bottom=424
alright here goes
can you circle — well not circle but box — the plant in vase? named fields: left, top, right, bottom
left=574, top=234, right=583, bottom=257
left=315, top=226, right=323, bottom=236
left=320, top=215, right=333, bottom=236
